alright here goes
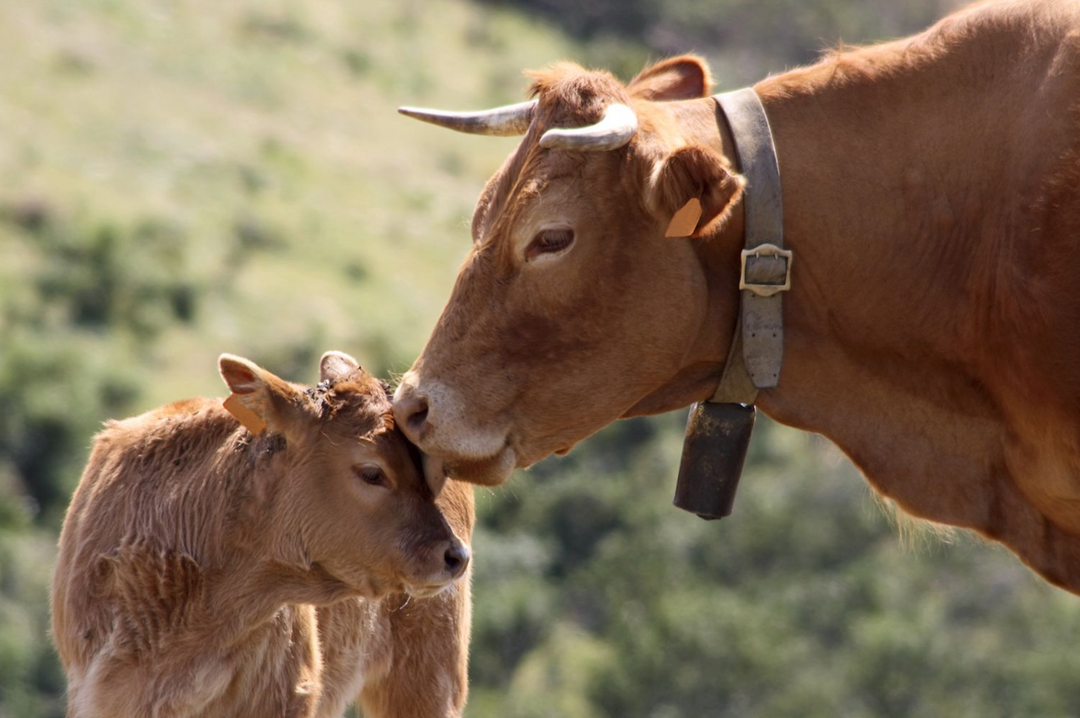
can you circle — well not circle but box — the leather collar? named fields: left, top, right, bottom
left=710, top=88, right=792, bottom=405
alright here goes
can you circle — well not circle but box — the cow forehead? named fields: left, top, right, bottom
left=528, top=62, right=629, bottom=126
left=471, top=147, right=614, bottom=245
left=470, top=66, right=632, bottom=244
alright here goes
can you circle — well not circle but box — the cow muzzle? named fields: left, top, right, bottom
left=393, top=375, right=517, bottom=485
left=394, top=383, right=432, bottom=443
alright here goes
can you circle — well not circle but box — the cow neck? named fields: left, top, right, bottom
left=671, top=89, right=793, bottom=521
left=709, top=88, right=792, bottom=406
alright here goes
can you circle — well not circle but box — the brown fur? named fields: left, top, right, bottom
left=396, top=0, right=1080, bottom=594
left=52, top=353, right=474, bottom=717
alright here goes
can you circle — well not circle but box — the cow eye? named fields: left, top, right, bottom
left=526, top=228, right=575, bottom=261
left=354, top=466, right=387, bottom=488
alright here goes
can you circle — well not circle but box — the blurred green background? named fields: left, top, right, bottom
left=4, top=0, right=1080, bottom=716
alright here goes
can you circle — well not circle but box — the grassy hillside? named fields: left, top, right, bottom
left=0, top=1, right=592, bottom=714
left=0, top=0, right=594, bottom=404
left=5, top=1, right=1080, bottom=717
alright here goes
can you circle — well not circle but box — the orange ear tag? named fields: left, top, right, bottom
left=223, top=394, right=267, bottom=435
left=665, top=197, right=702, bottom=238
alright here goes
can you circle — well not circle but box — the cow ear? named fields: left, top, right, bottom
left=219, top=354, right=303, bottom=436
left=628, top=56, right=713, bottom=101
left=319, top=350, right=362, bottom=385
left=649, top=144, right=744, bottom=238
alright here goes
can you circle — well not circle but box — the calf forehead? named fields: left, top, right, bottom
left=374, top=427, right=423, bottom=479
left=319, top=419, right=424, bottom=492
left=318, top=376, right=391, bottom=425
left=318, top=391, right=422, bottom=478
left=320, top=402, right=397, bottom=456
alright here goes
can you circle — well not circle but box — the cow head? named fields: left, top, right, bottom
left=219, top=351, right=471, bottom=599
left=394, top=56, right=746, bottom=485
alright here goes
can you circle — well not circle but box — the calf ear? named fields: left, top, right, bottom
left=649, top=144, right=744, bottom=238
left=219, top=354, right=301, bottom=436
left=628, top=56, right=712, bottom=101
left=319, top=350, right=362, bottom=385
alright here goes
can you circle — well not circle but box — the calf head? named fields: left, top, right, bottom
left=219, top=351, right=469, bottom=599
left=394, top=56, right=745, bottom=485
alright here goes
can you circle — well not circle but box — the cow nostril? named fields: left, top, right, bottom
left=444, top=544, right=470, bottom=578
left=407, top=402, right=429, bottom=433
left=394, top=391, right=431, bottom=439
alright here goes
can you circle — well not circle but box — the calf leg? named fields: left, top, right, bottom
left=359, top=574, right=473, bottom=718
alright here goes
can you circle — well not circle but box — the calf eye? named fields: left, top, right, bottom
left=526, top=228, right=575, bottom=261
left=354, top=466, right=387, bottom=488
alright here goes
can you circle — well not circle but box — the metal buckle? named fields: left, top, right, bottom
left=739, top=244, right=792, bottom=297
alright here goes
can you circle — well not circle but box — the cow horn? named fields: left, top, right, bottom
left=397, top=99, right=537, bottom=137
left=539, top=103, right=638, bottom=151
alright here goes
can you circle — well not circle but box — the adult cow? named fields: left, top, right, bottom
left=394, top=0, right=1080, bottom=593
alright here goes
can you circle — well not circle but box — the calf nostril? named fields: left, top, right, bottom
left=444, top=544, right=470, bottom=578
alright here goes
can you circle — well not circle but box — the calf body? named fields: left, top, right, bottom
left=52, top=352, right=474, bottom=717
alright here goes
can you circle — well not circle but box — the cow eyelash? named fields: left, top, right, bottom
left=354, top=466, right=388, bottom=488
left=525, top=228, right=575, bottom=261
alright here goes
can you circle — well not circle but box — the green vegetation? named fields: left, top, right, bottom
left=481, top=0, right=956, bottom=85
left=2, top=0, right=1080, bottom=716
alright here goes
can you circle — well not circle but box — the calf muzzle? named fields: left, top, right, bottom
left=444, top=542, right=470, bottom=579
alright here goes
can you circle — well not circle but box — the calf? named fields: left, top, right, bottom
left=51, top=351, right=475, bottom=717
